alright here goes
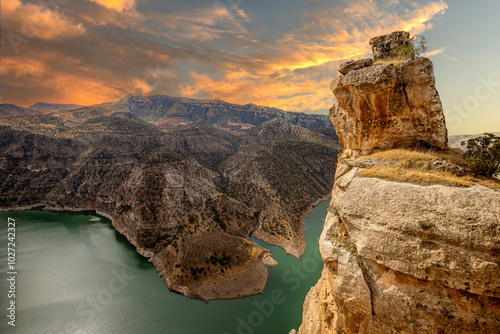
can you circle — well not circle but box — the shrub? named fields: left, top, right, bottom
left=396, top=35, right=428, bottom=60
left=462, top=133, right=500, bottom=177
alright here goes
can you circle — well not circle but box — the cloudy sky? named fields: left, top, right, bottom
left=1, top=0, right=499, bottom=135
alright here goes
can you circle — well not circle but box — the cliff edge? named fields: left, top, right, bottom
left=297, top=31, right=500, bottom=333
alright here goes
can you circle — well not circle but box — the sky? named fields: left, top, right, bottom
left=1, top=0, right=499, bottom=135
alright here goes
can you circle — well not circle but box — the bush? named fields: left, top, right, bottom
left=396, top=35, right=428, bottom=60
left=462, top=133, right=500, bottom=177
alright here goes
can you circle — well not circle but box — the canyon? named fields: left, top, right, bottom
left=0, top=96, right=340, bottom=300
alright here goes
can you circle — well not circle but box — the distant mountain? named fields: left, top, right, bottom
left=99, top=94, right=334, bottom=133
left=29, top=102, right=84, bottom=112
left=0, top=104, right=42, bottom=118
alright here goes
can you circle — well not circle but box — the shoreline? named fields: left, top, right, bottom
left=0, top=195, right=330, bottom=301
left=251, top=192, right=332, bottom=259
left=0, top=202, right=274, bottom=300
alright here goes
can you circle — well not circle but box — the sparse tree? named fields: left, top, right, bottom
left=462, top=133, right=500, bottom=177
left=396, top=35, right=428, bottom=60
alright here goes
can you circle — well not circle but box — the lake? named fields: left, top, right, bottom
left=0, top=200, right=327, bottom=334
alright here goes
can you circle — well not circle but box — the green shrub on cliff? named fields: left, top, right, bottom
left=396, top=35, right=427, bottom=60
left=462, top=133, right=500, bottom=177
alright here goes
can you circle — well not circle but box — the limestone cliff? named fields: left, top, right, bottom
left=297, top=32, right=500, bottom=333
left=331, top=31, right=447, bottom=158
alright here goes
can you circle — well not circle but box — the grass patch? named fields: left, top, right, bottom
left=363, top=148, right=469, bottom=169
left=359, top=148, right=499, bottom=190
left=479, top=179, right=500, bottom=190
left=359, top=165, right=475, bottom=187
left=372, top=57, right=407, bottom=68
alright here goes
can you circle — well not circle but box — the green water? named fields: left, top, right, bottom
left=0, top=201, right=328, bottom=334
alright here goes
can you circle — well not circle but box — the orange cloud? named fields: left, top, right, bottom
left=179, top=0, right=448, bottom=113
left=1, top=0, right=85, bottom=41
left=90, top=0, right=136, bottom=11
left=398, top=1, right=448, bottom=34
left=1, top=0, right=449, bottom=113
left=1, top=56, right=127, bottom=106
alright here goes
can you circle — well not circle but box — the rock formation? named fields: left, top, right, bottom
left=297, top=32, right=500, bottom=333
left=332, top=32, right=447, bottom=158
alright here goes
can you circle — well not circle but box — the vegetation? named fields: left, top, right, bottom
left=362, top=148, right=468, bottom=169
left=462, top=133, right=500, bottom=177
left=373, top=34, right=428, bottom=67
left=359, top=164, right=475, bottom=187
left=358, top=148, right=500, bottom=189
left=396, top=35, right=428, bottom=59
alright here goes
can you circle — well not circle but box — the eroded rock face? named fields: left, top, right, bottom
left=299, top=162, right=500, bottom=334
left=331, top=57, right=447, bottom=158
left=296, top=31, right=499, bottom=334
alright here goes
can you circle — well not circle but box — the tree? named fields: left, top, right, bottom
left=462, top=133, right=500, bottom=177
left=396, top=35, right=428, bottom=60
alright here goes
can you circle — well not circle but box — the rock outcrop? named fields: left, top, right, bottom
left=331, top=31, right=447, bottom=158
left=300, top=165, right=500, bottom=334
left=297, top=32, right=500, bottom=333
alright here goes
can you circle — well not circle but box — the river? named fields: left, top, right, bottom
left=0, top=200, right=327, bottom=334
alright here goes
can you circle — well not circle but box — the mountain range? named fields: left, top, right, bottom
left=0, top=94, right=340, bottom=299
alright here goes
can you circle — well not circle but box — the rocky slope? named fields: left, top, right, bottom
left=87, top=94, right=334, bottom=133
left=28, top=102, right=83, bottom=112
left=297, top=32, right=500, bottom=333
left=0, top=108, right=340, bottom=300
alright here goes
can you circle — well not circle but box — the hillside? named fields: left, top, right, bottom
left=29, top=102, right=83, bottom=112
left=0, top=104, right=43, bottom=118
left=93, top=94, right=333, bottom=133
left=0, top=107, right=340, bottom=300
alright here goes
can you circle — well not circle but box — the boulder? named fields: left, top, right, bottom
left=331, top=57, right=447, bottom=158
left=338, top=58, right=373, bottom=75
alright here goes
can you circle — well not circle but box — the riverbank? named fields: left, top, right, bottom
left=0, top=202, right=277, bottom=300
left=0, top=200, right=328, bottom=333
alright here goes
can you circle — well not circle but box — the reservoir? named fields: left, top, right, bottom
left=0, top=200, right=327, bottom=334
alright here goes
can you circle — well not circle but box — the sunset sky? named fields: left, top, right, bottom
left=1, top=0, right=499, bottom=135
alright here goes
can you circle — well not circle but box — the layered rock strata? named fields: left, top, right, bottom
left=331, top=56, right=447, bottom=158
left=300, top=163, right=500, bottom=333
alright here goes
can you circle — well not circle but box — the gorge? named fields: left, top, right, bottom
left=0, top=96, right=340, bottom=301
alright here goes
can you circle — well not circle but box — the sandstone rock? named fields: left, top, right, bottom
left=369, top=31, right=411, bottom=61
left=339, top=58, right=373, bottom=75
left=331, top=57, right=447, bottom=158
left=262, top=252, right=279, bottom=266
left=299, top=162, right=500, bottom=334
left=299, top=31, right=499, bottom=334
left=335, top=177, right=500, bottom=297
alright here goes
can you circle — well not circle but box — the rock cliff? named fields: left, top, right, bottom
left=297, top=32, right=500, bottom=333
left=330, top=31, right=447, bottom=158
